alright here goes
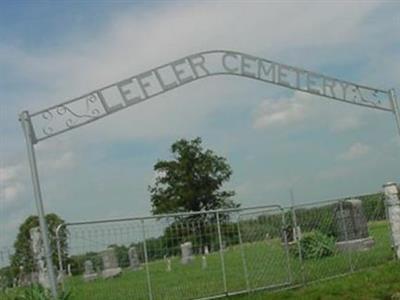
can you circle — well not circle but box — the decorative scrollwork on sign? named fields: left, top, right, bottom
left=32, top=93, right=107, bottom=141
left=355, top=87, right=384, bottom=107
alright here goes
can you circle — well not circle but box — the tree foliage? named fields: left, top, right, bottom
left=10, top=214, right=68, bottom=278
left=149, top=137, right=238, bottom=215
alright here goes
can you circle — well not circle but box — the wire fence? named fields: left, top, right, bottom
left=51, top=192, right=394, bottom=300
left=0, top=192, right=395, bottom=299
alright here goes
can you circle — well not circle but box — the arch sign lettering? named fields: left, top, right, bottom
left=18, top=50, right=400, bottom=297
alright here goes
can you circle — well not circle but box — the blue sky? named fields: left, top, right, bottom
left=1, top=1, right=400, bottom=250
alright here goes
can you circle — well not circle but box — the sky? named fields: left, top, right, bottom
left=1, top=1, right=399, bottom=251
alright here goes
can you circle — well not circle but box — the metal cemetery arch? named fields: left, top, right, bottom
left=19, top=50, right=400, bottom=297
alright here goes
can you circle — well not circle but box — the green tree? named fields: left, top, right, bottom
left=149, top=137, right=238, bottom=251
left=149, top=137, right=238, bottom=214
left=10, top=214, right=68, bottom=278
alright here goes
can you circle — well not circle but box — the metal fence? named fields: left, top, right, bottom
left=54, top=192, right=394, bottom=300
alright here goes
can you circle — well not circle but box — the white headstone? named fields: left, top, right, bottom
left=221, top=240, right=227, bottom=251
left=67, top=264, right=72, bottom=277
left=166, top=258, right=171, bottom=272
left=180, top=242, right=194, bottom=264
left=204, top=245, right=209, bottom=255
left=128, top=246, right=141, bottom=271
left=201, top=255, right=207, bottom=270
left=101, top=247, right=122, bottom=279
left=83, top=260, right=97, bottom=282
left=383, top=183, right=400, bottom=258
left=293, top=226, right=302, bottom=241
left=30, top=227, right=50, bottom=288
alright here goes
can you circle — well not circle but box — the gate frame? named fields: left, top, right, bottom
left=55, top=204, right=285, bottom=300
left=19, top=50, right=400, bottom=298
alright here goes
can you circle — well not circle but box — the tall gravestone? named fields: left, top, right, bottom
left=30, top=227, right=50, bottom=288
left=128, top=246, right=141, bottom=271
left=201, top=255, right=207, bottom=270
left=83, top=260, right=97, bottom=282
left=334, top=199, right=374, bottom=251
left=101, top=247, right=122, bottom=279
left=166, top=258, right=171, bottom=272
left=67, top=264, right=72, bottom=277
left=383, top=182, right=400, bottom=259
left=180, top=242, right=194, bottom=264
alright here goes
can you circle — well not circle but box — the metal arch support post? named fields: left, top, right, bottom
left=389, top=89, right=400, bottom=136
left=19, top=111, right=58, bottom=299
left=141, top=220, right=153, bottom=300
left=216, top=212, right=228, bottom=295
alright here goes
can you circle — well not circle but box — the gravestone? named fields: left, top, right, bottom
left=293, top=226, right=302, bottom=241
left=383, top=183, right=400, bottom=259
left=67, top=264, right=72, bottom=277
left=204, top=245, right=209, bottom=255
left=166, top=258, right=171, bottom=272
left=201, top=255, right=207, bottom=270
left=180, top=242, right=194, bottom=264
left=30, top=227, right=49, bottom=288
left=221, top=240, right=227, bottom=251
left=283, top=225, right=301, bottom=244
left=335, top=199, right=374, bottom=251
left=283, top=224, right=294, bottom=243
left=128, top=246, right=141, bottom=271
left=101, top=247, right=122, bottom=279
left=83, top=260, right=97, bottom=282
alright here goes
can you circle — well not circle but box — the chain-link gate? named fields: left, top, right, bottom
left=56, top=205, right=286, bottom=300
left=236, top=208, right=292, bottom=292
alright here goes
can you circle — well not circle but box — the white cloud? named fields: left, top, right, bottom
left=0, top=139, right=77, bottom=209
left=330, top=116, right=363, bottom=133
left=253, top=96, right=307, bottom=129
left=1, top=184, right=21, bottom=203
left=252, top=89, right=371, bottom=133
left=0, top=165, right=24, bottom=206
left=0, top=165, right=20, bottom=182
left=48, top=151, right=76, bottom=170
left=319, top=166, right=354, bottom=180
left=339, top=142, right=370, bottom=160
left=36, top=139, right=77, bottom=170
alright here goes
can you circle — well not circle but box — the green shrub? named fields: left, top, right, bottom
left=11, top=285, right=72, bottom=300
left=290, top=231, right=336, bottom=260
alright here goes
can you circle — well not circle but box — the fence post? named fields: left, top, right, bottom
left=291, top=206, right=306, bottom=285
left=55, top=225, right=65, bottom=291
left=141, top=220, right=153, bottom=300
left=236, top=214, right=250, bottom=293
left=281, top=210, right=293, bottom=284
left=383, top=182, right=400, bottom=259
left=339, top=200, right=354, bottom=272
left=216, top=212, right=228, bottom=295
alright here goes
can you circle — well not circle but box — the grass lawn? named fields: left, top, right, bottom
left=233, top=260, right=400, bottom=300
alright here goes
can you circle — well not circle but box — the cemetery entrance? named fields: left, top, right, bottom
left=19, top=50, right=400, bottom=299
